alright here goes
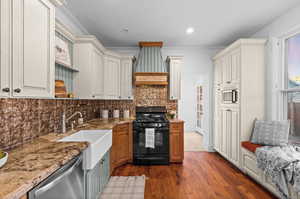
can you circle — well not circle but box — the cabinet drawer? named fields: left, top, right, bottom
left=242, top=149, right=261, bottom=181
left=114, top=123, right=129, bottom=132
left=170, top=123, right=183, bottom=132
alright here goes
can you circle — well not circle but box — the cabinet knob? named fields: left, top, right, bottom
left=2, top=88, right=10, bottom=92
left=14, top=88, right=21, bottom=93
left=226, top=81, right=231, bottom=84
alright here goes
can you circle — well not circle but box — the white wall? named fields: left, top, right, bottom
left=252, top=4, right=300, bottom=120
left=108, top=46, right=219, bottom=150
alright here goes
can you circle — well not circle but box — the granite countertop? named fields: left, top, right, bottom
left=0, top=118, right=133, bottom=199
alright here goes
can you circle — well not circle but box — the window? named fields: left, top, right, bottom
left=284, top=33, right=300, bottom=141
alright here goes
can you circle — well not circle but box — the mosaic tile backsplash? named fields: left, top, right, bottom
left=0, top=85, right=177, bottom=151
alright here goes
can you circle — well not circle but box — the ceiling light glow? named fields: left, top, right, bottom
left=186, top=27, right=194, bottom=35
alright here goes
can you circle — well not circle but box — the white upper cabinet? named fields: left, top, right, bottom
left=230, top=48, right=241, bottom=85
left=12, top=0, right=55, bottom=97
left=73, top=37, right=132, bottom=100
left=0, top=0, right=11, bottom=97
left=73, top=42, right=105, bottom=99
left=120, top=58, right=133, bottom=99
left=103, top=55, right=120, bottom=99
left=214, top=59, right=222, bottom=86
left=92, top=48, right=104, bottom=98
left=168, top=56, right=182, bottom=100
left=219, top=48, right=241, bottom=87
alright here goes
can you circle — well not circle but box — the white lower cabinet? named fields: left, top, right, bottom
left=219, top=107, right=240, bottom=167
left=1, top=0, right=56, bottom=98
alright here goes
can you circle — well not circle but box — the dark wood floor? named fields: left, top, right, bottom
left=112, top=152, right=277, bottom=199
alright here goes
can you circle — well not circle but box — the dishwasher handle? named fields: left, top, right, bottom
left=34, top=155, right=82, bottom=198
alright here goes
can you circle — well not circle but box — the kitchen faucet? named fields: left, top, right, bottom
left=62, top=111, right=83, bottom=133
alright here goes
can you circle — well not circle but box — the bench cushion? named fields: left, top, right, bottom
left=241, top=141, right=263, bottom=153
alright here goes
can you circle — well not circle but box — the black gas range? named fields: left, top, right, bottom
left=133, top=106, right=169, bottom=165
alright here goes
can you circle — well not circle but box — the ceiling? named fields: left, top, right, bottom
left=66, top=0, right=300, bottom=47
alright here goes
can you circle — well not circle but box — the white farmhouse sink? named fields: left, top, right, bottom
left=59, top=130, right=112, bottom=170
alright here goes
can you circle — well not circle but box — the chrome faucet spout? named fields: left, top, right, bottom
left=61, top=111, right=83, bottom=133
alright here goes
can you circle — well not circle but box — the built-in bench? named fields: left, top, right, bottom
left=241, top=142, right=300, bottom=199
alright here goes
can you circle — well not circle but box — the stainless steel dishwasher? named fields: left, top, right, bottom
left=29, top=154, right=84, bottom=199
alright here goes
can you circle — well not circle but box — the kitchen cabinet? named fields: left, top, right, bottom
left=91, top=48, right=104, bottom=98
left=73, top=37, right=132, bottom=100
left=1, top=0, right=56, bottom=98
left=169, top=121, right=184, bottom=163
left=86, top=150, right=110, bottom=199
left=120, top=57, right=133, bottom=99
left=214, top=59, right=222, bottom=87
left=110, top=122, right=132, bottom=173
left=219, top=48, right=241, bottom=87
left=0, top=0, right=11, bottom=97
left=213, top=39, right=266, bottom=169
left=74, top=42, right=105, bottom=99
left=167, top=56, right=183, bottom=100
left=103, top=55, right=121, bottom=99
left=220, top=107, right=239, bottom=166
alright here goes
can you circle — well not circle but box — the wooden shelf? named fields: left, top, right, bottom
left=55, top=62, right=79, bottom=72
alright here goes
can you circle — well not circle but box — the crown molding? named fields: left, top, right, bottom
left=213, top=39, right=267, bottom=60
left=49, top=0, right=65, bottom=7
left=55, top=19, right=76, bottom=42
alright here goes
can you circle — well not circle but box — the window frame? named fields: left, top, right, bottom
left=280, top=27, right=300, bottom=127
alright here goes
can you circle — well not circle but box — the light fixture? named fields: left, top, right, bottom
left=186, top=27, right=194, bottom=35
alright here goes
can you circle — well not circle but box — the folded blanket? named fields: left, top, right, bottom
left=256, top=145, right=300, bottom=199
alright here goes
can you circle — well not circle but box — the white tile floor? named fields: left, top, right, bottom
left=184, top=132, right=205, bottom=151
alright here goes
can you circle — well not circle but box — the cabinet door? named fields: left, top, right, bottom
left=104, top=56, right=120, bottom=99
left=110, top=123, right=130, bottom=171
left=230, top=49, right=241, bottom=85
left=221, top=108, right=228, bottom=157
left=227, top=108, right=240, bottom=166
left=221, top=55, right=232, bottom=85
left=169, top=58, right=182, bottom=100
left=120, top=58, right=133, bottom=99
left=12, top=0, right=55, bottom=97
left=214, top=107, right=222, bottom=152
left=92, top=49, right=104, bottom=98
left=214, top=60, right=222, bottom=86
left=0, top=0, right=11, bottom=97
left=170, top=122, right=184, bottom=163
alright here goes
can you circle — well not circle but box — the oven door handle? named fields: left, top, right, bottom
left=232, top=90, right=238, bottom=103
left=34, top=155, right=82, bottom=197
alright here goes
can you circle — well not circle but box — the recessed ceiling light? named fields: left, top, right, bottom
left=121, top=28, right=129, bottom=33
left=186, top=27, right=194, bottom=35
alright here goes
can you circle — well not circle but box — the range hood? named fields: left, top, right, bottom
left=134, top=42, right=168, bottom=86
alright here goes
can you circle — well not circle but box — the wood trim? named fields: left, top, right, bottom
left=139, top=42, right=163, bottom=48
left=134, top=72, right=168, bottom=76
left=135, top=81, right=168, bottom=86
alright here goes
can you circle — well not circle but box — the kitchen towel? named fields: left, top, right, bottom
left=145, top=128, right=155, bottom=149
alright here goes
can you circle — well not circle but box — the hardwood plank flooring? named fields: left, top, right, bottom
left=112, top=152, right=277, bottom=199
